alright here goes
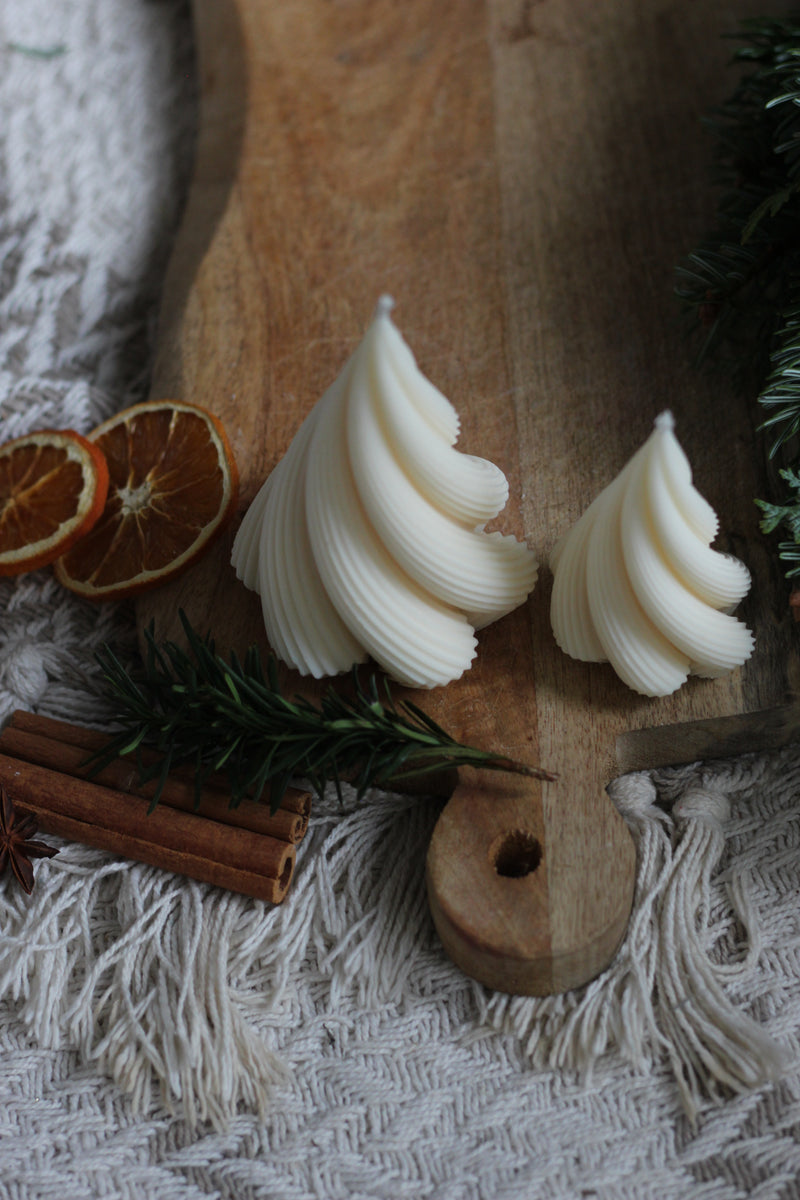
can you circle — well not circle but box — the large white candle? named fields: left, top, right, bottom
left=549, top=411, right=754, bottom=697
left=231, top=297, right=538, bottom=689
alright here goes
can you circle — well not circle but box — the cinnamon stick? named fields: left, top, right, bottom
left=3, top=710, right=310, bottom=843
left=0, top=752, right=295, bottom=904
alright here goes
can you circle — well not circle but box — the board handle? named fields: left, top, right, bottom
left=425, top=768, right=634, bottom=995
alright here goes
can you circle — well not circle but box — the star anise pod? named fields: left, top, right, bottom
left=0, top=783, right=58, bottom=894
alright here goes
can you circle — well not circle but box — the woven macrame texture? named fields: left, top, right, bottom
left=1, top=1, right=800, bottom=1196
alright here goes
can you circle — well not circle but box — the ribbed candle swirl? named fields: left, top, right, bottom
left=549, top=411, right=754, bottom=697
left=231, top=298, right=538, bottom=689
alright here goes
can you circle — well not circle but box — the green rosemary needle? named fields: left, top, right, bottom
left=93, top=612, right=553, bottom=813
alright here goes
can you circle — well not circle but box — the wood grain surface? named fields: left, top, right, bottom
left=137, top=0, right=799, bottom=994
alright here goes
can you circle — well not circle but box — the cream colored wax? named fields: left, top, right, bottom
left=549, top=411, right=754, bottom=697
left=231, top=297, right=538, bottom=689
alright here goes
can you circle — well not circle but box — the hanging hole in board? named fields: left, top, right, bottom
left=491, top=829, right=542, bottom=879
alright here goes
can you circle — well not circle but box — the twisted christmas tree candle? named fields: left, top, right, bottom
left=232, top=297, right=538, bottom=689
left=549, top=411, right=754, bottom=697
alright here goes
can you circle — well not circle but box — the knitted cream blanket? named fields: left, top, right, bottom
left=1, top=2, right=799, bottom=1196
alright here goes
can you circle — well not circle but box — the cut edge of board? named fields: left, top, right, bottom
left=615, top=702, right=800, bottom=775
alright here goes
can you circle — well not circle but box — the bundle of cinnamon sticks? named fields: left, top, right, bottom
left=0, top=710, right=310, bottom=903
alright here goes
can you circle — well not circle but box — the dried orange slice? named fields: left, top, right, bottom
left=0, top=430, right=109, bottom=577
left=54, top=400, right=238, bottom=600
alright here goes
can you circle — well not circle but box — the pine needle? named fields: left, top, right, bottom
left=675, top=14, right=800, bottom=576
left=92, top=611, right=555, bottom=813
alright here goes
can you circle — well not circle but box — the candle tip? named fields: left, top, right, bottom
left=375, top=294, right=395, bottom=320
left=654, top=410, right=675, bottom=434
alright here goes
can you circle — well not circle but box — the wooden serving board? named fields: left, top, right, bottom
left=138, top=0, right=800, bottom=995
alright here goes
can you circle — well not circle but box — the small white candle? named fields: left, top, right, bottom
left=232, top=298, right=538, bottom=689
left=549, top=411, right=754, bottom=697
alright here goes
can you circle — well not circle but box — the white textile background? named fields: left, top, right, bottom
left=1, top=1, right=800, bottom=1196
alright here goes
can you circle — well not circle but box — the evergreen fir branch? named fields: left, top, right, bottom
left=756, top=464, right=800, bottom=568
left=756, top=305, right=800, bottom=453
left=92, top=611, right=554, bottom=813
left=676, top=13, right=800, bottom=575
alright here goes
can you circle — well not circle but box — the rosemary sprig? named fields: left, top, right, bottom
left=93, top=611, right=552, bottom=813
left=675, top=14, right=800, bottom=576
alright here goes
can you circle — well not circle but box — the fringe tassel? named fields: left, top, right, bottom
left=655, top=786, right=783, bottom=1118
left=0, top=791, right=442, bottom=1129
left=0, top=846, right=287, bottom=1130
left=0, top=776, right=785, bottom=1127
left=479, top=772, right=785, bottom=1117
